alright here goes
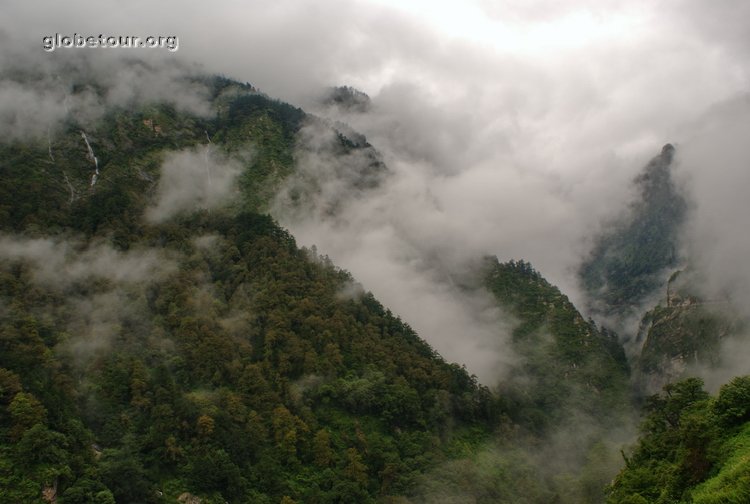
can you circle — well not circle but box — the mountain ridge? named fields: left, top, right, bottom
left=2, top=65, right=748, bottom=504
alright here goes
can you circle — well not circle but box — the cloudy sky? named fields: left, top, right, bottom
left=2, top=0, right=749, bottom=383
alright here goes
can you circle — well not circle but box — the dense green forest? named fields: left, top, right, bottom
left=1, top=67, right=748, bottom=503
left=608, top=376, right=750, bottom=503
left=0, top=209, right=496, bottom=503
left=483, top=258, right=630, bottom=432
left=0, top=72, right=498, bottom=502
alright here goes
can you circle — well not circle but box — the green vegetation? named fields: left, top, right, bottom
left=579, top=144, right=687, bottom=322
left=3, top=68, right=747, bottom=504
left=321, top=86, right=372, bottom=113
left=464, top=258, right=633, bottom=503
left=635, top=271, right=743, bottom=393
left=608, top=376, right=750, bottom=503
left=0, top=72, right=497, bottom=503
left=484, top=258, right=630, bottom=432
left=691, top=423, right=750, bottom=503
left=0, top=186, right=495, bottom=502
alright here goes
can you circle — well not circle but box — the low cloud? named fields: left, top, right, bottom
left=411, top=412, right=636, bottom=503
left=0, top=234, right=176, bottom=363
left=0, top=52, right=212, bottom=141
left=675, top=95, right=750, bottom=311
left=272, top=122, right=516, bottom=384
left=0, top=235, right=174, bottom=287
left=145, top=147, right=243, bottom=223
left=0, top=78, right=68, bottom=141
left=3, top=0, right=750, bottom=390
left=664, top=95, right=750, bottom=388
left=64, top=290, right=144, bottom=364
left=695, top=332, right=750, bottom=393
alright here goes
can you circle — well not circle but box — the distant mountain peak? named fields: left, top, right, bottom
left=321, top=85, right=371, bottom=112
left=661, top=142, right=675, bottom=159
left=579, top=143, right=688, bottom=334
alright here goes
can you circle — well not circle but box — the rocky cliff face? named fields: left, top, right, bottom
left=635, top=271, right=740, bottom=394
left=579, top=144, right=688, bottom=338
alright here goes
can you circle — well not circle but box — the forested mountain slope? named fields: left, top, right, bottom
left=3, top=64, right=745, bottom=504
left=405, top=258, right=635, bottom=504
left=579, top=144, right=687, bottom=333
left=608, top=376, right=750, bottom=503
left=484, top=258, right=630, bottom=433
left=0, top=70, right=493, bottom=503
left=576, top=143, right=745, bottom=395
